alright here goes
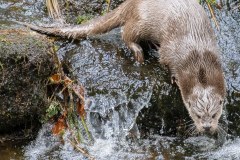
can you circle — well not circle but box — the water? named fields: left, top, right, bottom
left=1, top=0, right=240, bottom=159
left=0, top=138, right=26, bottom=160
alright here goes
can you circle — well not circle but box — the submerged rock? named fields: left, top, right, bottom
left=0, top=30, right=55, bottom=133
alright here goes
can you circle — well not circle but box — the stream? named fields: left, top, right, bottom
left=0, top=0, right=240, bottom=159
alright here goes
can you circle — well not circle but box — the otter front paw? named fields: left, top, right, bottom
left=129, top=42, right=144, bottom=64
left=134, top=50, right=144, bottom=64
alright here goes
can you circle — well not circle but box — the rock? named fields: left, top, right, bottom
left=59, top=0, right=125, bottom=23
left=0, top=30, right=55, bottom=133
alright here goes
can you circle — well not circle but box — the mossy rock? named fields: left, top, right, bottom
left=0, top=29, right=55, bottom=133
left=59, top=0, right=125, bottom=23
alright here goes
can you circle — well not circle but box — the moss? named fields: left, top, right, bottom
left=0, top=35, right=6, bottom=40
left=206, top=0, right=217, bottom=5
left=0, top=62, right=3, bottom=70
left=76, top=14, right=94, bottom=24
left=199, top=0, right=217, bottom=5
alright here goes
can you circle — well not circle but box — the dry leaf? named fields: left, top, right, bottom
left=49, top=73, right=61, bottom=84
left=77, top=100, right=86, bottom=118
left=52, top=116, right=66, bottom=135
left=63, top=76, right=73, bottom=86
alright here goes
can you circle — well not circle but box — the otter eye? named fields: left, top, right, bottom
left=196, top=114, right=201, bottom=119
left=212, top=113, right=217, bottom=118
left=219, top=100, right=223, bottom=105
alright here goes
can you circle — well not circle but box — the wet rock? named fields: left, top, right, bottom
left=0, top=29, right=55, bottom=133
left=59, top=0, right=125, bottom=23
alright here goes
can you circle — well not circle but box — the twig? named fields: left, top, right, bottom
left=106, top=0, right=111, bottom=12
left=80, top=116, right=92, bottom=141
left=68, top=139, right=95, bottom=160
left=46, top=0, right=62, bottom=19
left=206, top=1, right=220, bottom=30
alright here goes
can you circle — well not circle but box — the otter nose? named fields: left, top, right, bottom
left=203, top=126, right=211, bottom=132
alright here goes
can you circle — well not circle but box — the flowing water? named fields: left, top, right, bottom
left=0, top=0, right=240, bottom=159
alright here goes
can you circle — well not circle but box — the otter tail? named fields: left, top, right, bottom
left=14, top=1, right=130, bottom=39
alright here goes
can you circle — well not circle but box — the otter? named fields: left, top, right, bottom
left=16, top=0, right=226, bottom=134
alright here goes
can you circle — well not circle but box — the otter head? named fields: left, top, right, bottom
left=184, top=86, right=224, bottom=133
left=174, top=50, right=226, bottom=134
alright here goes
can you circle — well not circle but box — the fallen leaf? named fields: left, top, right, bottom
left=52, top=116, right=66, bottom=135
left=63, top=76, right=73, bottom=86
left=77, top=100, right=86, bottom=118
left=49, top=73, right=61, bottom=84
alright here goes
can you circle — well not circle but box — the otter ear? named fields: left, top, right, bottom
left=198, top=67, right=207, bottom=85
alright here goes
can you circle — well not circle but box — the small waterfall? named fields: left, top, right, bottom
left=25, top=37, right=156, bottom=159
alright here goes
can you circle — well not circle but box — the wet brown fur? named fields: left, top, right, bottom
left=176, top=50, right=225, bottom=101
